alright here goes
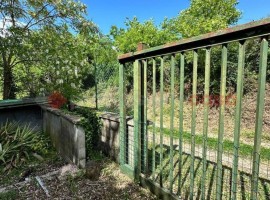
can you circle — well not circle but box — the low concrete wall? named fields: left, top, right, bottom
left=99, top=113, right=134, bottom=166
left=42, top=109, right=132, bottom=167
left=42, top=107, right=86, bottom=168
left=0, top=99, right=131, bottom=168
left=0, top=105, right=43, bottom=131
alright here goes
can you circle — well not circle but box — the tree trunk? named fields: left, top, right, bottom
left=3, top=63, right=16, bottom=99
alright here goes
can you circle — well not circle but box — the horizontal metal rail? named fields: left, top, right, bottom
left=118, top=18, right=270, bottom=63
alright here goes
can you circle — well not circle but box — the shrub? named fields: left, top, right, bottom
left=0, top=121, right=49, bottom=172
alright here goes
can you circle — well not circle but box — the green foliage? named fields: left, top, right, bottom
left=167, top=0, right=241, bottom=38
left=13, top=25, right=92, bottom=101
left=110, top=17, right=178, bottom=53
left=71, top=107, right=101, bottom=160
left=86, top=36, right=119, bottom=89
left=110, top=0, right=243, bottom=95
left=0, top=0, right=97, bottom=99
left=0, top=121, right=50, bottom=172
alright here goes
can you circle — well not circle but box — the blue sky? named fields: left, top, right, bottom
left=81, top=0, right=270, bottom=35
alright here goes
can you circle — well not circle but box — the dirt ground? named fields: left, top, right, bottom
left=0, top=157, right=157, bottom=200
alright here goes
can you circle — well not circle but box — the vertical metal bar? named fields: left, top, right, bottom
left=169, top=54, right=175, bottom=192
left=190, top=50, right=198, bottom=200
left=178, top=52, right=185, bottom=195
left=201, top=48, right=211, bottom=200
left=119, top=63, right=126, bottom=166
left=143, top=60, right=148, bottom=174
left=134, top=59, right=142, bottom=181
left=231, top=40, right=246, bottom=200
left=94, top=63, right=98, bottom=109
left=216, top=44, right=228, bottom=200
left=160, top=56, right=164, bottom=187
left=152, top=58, right=156, bottom=177
left=251, top=37, right=268, bottom=200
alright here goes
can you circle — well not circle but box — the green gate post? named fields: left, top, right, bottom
left=119, top=63, right=126, bottom=166
left=143, top=60, right=148, bottom=174
left=169, top=54, right=175, bottom=193
left=160, top=56, right=164, bottom=187
left=216, top=44, right=228, bottom=200
left=231, top=41, right=245, bottom=200
left=251, top=37, right=269, bottom=200
left=152, top=58, right=157, bottom=177
left=190, top=50, right=198, bottom=200
left=201, top=48, right=211, bottom=200
left=178, top=52, right=185, bottom=195
left=134, top=59, right=142, bottom=182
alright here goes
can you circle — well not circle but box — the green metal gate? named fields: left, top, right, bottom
left=119, top=18, right=270, bottom=199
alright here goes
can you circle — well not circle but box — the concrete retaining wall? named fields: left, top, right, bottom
left=99, top=113, right=134, bottom=166
left=0, top=99, right=131, bottom=168
left=42, top=109, right=133, bottom=167
left=42, top=107, right=86, bottom=168
left=0, top=105, right=43, bottom=131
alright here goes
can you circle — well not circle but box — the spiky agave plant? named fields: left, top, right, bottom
left=0, top=121, right=49, bottom=172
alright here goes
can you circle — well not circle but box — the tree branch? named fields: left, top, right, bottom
left=24, top=6, right=58, bottom=30
left=23, top=3, right=50, bottom=30
left=10, top=58, right=40, bottom=68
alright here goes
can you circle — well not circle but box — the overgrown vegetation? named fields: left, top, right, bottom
left=150, top=126, right=270, bottom=161
left=64, top=107, right=101, bottom=160
left=0, top=121, right=50, bottom=172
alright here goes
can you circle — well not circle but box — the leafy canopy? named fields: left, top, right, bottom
left=166, top=0, right=241, bottom=38
left=0, top=0, right=96, bottom=99
left=111, top=0, right=242, bottom=54
left=110, top=17, right=178, bottom=53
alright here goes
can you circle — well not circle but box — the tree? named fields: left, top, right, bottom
left=111, top=0, right=242, bottom=95
left=166, top=0, right=241, bottom=38
left=110, top=17, right=178, bottom=53
left=14, top=25, right=91, bottom=100
left=0, top=0, right=89, bottom=99
left=164, top=0, right=242, bottom=95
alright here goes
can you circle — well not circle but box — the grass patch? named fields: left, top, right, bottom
left=147, top=144, right=270, bottom=199
left=149, top=126, right=270, bottom=161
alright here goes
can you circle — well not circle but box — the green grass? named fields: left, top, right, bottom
left=147, top=144, right=270, bottom=199
left=149, top=126, right=270, bottom=161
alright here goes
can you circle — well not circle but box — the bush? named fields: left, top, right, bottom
left=0, top=121, right=49, bottom=172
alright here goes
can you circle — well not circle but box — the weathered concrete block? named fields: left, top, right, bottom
left=99, top=113, right=120, bottom=162
left=42, top=107, right=86, bottom=168
left=99, top=113, right=135, bottom=166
